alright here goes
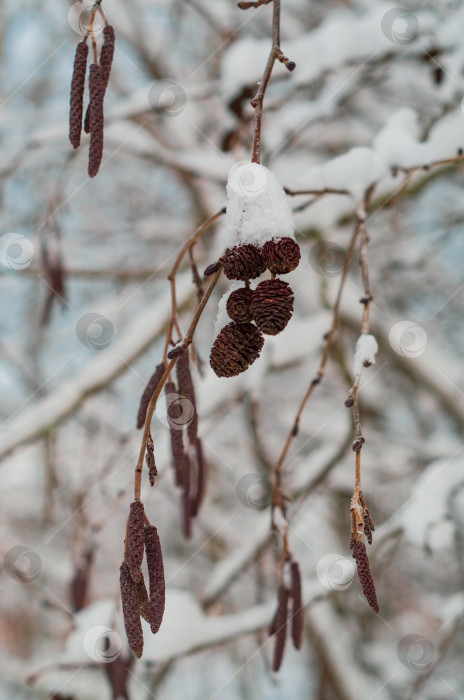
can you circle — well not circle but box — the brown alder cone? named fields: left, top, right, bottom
left=262, top=237, right=301, bottom=275
left=222, top=244, right=266, bottom=280
left=69, top=41, right=89, bottom=149
left=165, top=380, right=188, bottom=486
left=127, top=501, right=145, bottom=582
left=120, top=562, right=144, bottom=658
left=144, top=526, right=166, bottom=634
left=269, top=586, right=289, bottom=672
left=226, top=287, right=254, bottom=323
left=251, top=279, right=294, bottom=335
left=88, top=64, right=105, bottom=178
left=137, top=362, right=165, bottom=429
left=353, top=541, right=379, bottom=614
left=175, top=350, right=198, bottom=445
left=209, top=322, right=264, bottom=377
left=290, top=561, right=303, bottom=649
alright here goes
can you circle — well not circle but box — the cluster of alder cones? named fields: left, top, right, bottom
left=120, top=501, right=165, bottom=658
left=69, top=25, right=115, bottom=177
left=208, top=237, right=301, bottom=378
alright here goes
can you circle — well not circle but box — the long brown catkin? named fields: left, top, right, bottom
left=69, top=42, right=89, bottom=149
left=120, top=562, right=144, bottom=658
left=144, top=526, right=166, bottom=634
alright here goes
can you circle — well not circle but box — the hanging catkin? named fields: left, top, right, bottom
left=175, top=350, right=198, bottom=445
left=144, top=526, right=166, bottom=634
left=127, top=501, right=145, bottom=582
left=353, top=541, right=379, bottom=614
left=120, top=562, right=144, bottom=658
left=88, top=64, right=105, bottom=177
left=270, top=586, right=289, bottom=672
left=137, top=362, right=166, bottom=429
left=290, top=562, right=303, bottom=649
left=69, top=42, right=89, bottom=149
left=100, top=25, right=115, bottom=89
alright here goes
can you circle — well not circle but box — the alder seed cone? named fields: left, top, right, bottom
left=226, top=287, right=254, bottom=323
left=222, top=244, right=266, bottom=280
left=262, top=237, right=301, bottom=275
left=251, top=279, right=294, bottom=335
left=210, top=322, right=264, bottom=377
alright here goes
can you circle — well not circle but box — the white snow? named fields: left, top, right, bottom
left=221, top=162, right=295, bottom=250
left=220, top=5, right=434, bottom=99
left=352, top=334, right=379, bottom=376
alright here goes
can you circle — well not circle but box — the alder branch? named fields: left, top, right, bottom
left=163, top=208, right=225, bottom=365
left=270, top=208, right=366, bottom=521
left=249, top=0, right=294, bottom=163
left=134, top=268, right=223, bottom=501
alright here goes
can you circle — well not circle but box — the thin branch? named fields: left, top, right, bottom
left=134, top=268, right=223, bottom=501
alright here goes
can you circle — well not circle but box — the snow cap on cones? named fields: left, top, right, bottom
left=221, top=162, right=295, bottom=250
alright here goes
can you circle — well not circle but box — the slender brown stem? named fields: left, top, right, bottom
left=134, top=268, right=222, bottom=500
left=163, top=208, right=225, bottom=365
left=250, top=0, right=285, bottom=163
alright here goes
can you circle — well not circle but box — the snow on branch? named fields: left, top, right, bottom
left=0, top=275, right=194, bottom=462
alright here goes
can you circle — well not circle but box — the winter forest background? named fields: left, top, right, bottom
left=1, top=0, right=464, bottom=698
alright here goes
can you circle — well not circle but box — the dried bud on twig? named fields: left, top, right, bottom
left=262, top=238, right=301, bottom=275
left=120, top=562, right=144, bottom=658
left=128, top=501, right=145, bottom=582
left=226, top=287, right=254, bottom=323
left=269, top=586, right=289, bottom=672
left=176, top=350, right=198, bottom=445
left=251, top=279, right=294, bottom=335
left=137, top=363, right=165, bottom=429
left=210, top=322, right=264, bottom=377
left=290, top=562, right=303, bottom=649
left=146, top=432, right=157, bottom=486
left=144, top=526, right=166, bottom=634
left=69, top=42, right=89, bottom=149
left=204, top=261, right=222, bottom=278
left=222, top=244, right=266, bottom=280
left=353, top=541, right=379, bottom=614
left=88, top=64, right=105, bottom=178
